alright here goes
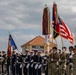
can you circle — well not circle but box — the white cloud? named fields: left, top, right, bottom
left=0, top=0, right=76, bottom=51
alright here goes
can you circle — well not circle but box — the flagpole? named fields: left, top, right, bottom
left=42, top=5, right=51, bottom=53
left=60, top=35, right=64, bottom=47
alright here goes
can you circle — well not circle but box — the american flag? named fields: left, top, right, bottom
left=52, top=2, right=74, bottom=44
left=58, top=16, right=74, bottom=44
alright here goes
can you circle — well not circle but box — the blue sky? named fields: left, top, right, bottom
left=0, top=0, right=76, bottom=52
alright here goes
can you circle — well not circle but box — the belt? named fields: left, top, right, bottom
left=16, top=62, right=22, bottom=64
left=24, top=62, right=29, bottom=64
left=33, top=62, right=37, bottom=64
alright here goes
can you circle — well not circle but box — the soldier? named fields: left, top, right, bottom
left=0, top=51, right=1, bottom=57
left=38, top=51, right=42, bottom=75
left=73, top=45, right=76, bottom=75
left=33, top=49, right=39, bottom=75
left=11, top=51, right=16, bottom=75
left=58, top=49, right=62, bottom=75
left=49, top=47, right=60, bottom=75
left=43, top=51, right=48, bottom=75
left=23, top=49, right=30, bottom=75
left=15, top=53, right=23, bottom=75
left=6, top=56, right=10, bottom=75
left=73, top=45, right=76, bottom=54
left=29, top=51, right=34, bottom=75
left=1, top=51, right=6, bottom=74
left=0, top=51, right=2, bottom=64
left=0, top=51, right=2, bottom=74
left=60, top=46, right=67, bottom=75
left=68, top=46, right=74, bottom=75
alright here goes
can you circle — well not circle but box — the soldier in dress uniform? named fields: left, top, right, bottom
left=0, top=51, right=2, bottom=74
left=0, top=51, right=1, bottom=57
left=49, top=47, right=60, bottom=75
left=23, top=49, right=30, bottom=75
left=15, top=53, right=23, bottom=75
left=29, top=51, right=34, bottom=75
left=60, top=46, right=67, bottom=75
left=38, top=51, right=42, bottom=75
left=33, top=49, right=39, bottom=75
left=68, top=46, right=74, bottom=75
left=1, top=51, right=6, bottom=74
left=43, top=51, right=48, bottom=75
left=11, top=51, right=16, bottom=75
left=6, top=56, right=10, bottom=75
left=0, top=51, right=2, bottom=64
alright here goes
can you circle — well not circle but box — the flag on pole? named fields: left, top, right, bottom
left=9, top=34, right=18, bottom=50
left=7, top=33, right=18, bottom=57
left=42, top=5, right=51, bottom=35
left=52, top=2, right=59, bottom=39
left=52, top=2, right=74, bottom=44
left=7, top=34, right=11, bottom=57
left=58, top=16, right=74, bottom=44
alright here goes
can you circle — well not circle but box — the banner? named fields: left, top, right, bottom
left=42, top=6, right=50, bottom=35
left=52, top=2, right=59, bottom=39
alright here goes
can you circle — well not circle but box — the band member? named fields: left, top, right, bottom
left=6, top=56, right=10, bottom=75
left=1, top=51, right=6, bottom=74
left=23, top=49, right=30, bottom=75
left=29, top=51, right=34, bottom=75
left=43, top=51, right=48, bottom=75
left=15, top=53, right=23, bottom=75
left=38, top=51, right=42, bottom=75
left=11, top=51, right=16, bottom=75
left=33, top=49, right=39, bottom=75
left=0, top=51, right=1, bottom=57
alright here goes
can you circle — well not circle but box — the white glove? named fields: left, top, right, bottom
left=26, top=63, right=30, bottom=69
left=51, top=59, right=53, bottom=61
left=35, top=64, right=38, bottom=69
left=31, top=64, right=33, bottom=68
left=38, top=64, right=42, bottom=69
left=69, top=55, right=72, bottom=58
left=20, top=64, right=22, bottom=68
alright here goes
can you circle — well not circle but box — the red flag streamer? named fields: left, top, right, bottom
left=42, top=5, right=50, bottom=35
left=7, top=34, right=11, bottom=57
left=52, top=2, right=60, bottom=39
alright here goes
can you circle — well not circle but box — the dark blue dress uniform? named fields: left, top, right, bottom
left=33, top=54, right=38, bottom=75
left=7, top=56, right=10, bottom=75
left=15, top=54, right=23, bottom=75
left=43, top=54, right=48, bottom=75
left=1, top=53, right=6, bottom=74
left=23, top=54, right=30, bottom=75
left=11, top=54, right=16, bottom=75
left=29, top=54, right=34, bottom=75
left=38, top=54, right=42, bottom=75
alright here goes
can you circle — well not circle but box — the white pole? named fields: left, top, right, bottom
left=45, top=35, right=50, bottom=53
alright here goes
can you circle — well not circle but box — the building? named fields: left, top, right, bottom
left=21, top=35, right=57, bottom=54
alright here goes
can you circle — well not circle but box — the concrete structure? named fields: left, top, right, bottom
left=21, top=35, right=57, bottom=54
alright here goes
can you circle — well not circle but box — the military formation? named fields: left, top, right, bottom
left=0, top=45, right=76, bottom=75
left=48, top=46, right=76, bottom=75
